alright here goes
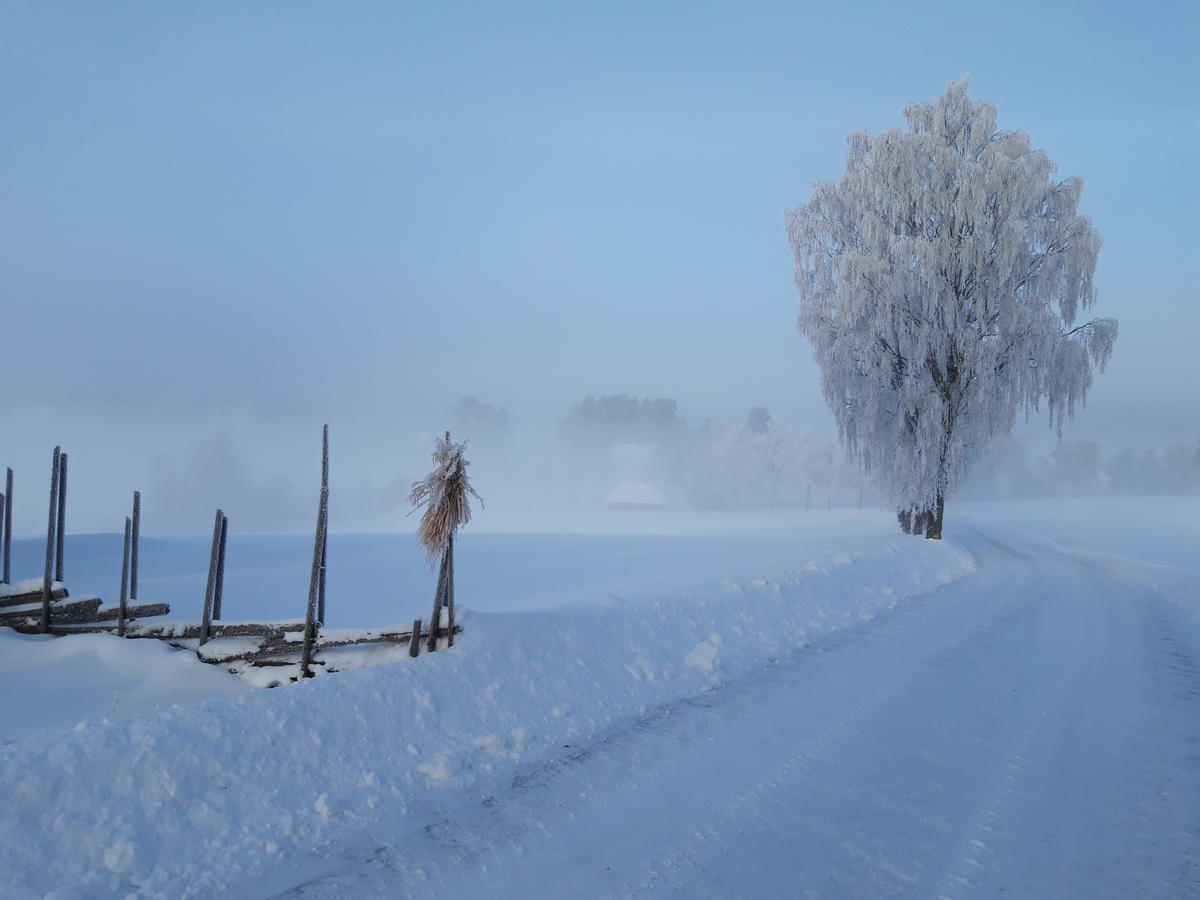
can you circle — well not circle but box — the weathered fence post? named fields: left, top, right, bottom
left=41, top=447, right=61, bottom=633
left=200, top=508, right=223, bottom=645
left=427, top=544, right=449, bottom=652
left=2, top=467, right=12, bottom=584
left=411, top=431, right=477, bottom=653
left=300, top=488, right=328, bottom=678
left=445, top=531, right=455, bottom=648
left=130, top=491, right=141, bottom=608
left=118, top=516, right=132, bottom=636
left=409, top=618, right=422, bottom=658
left=55, top=452, right=67, bottom=583
left=213, top=515, right=228, bottom=621
left=318, top=424, right=328, bottom=625
left=300, top=427, right=330, bottom=678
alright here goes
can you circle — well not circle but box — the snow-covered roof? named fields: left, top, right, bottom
left=605, top=481, right=664, bottom=510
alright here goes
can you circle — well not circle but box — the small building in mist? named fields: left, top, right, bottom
left=605, top=443, right=664, bottom=511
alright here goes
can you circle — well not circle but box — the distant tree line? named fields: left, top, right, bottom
left=961, top=437, right=1200, bottom=499
left=450, top=397, right=510, bottom=444
left=558, top=394, right=866, bottom=510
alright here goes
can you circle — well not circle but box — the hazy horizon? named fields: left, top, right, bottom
left=3, top=1, right=1196, bottom=534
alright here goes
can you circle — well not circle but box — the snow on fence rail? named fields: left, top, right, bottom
left=0, top=430, right=462, bottom=682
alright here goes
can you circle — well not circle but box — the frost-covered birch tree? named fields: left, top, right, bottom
left=787, top=76, right=1117, bottom=538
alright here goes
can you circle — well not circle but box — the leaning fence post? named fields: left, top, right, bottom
left=55, top=452, right=67, bottom=584
left=118, top=516, right=132, bottom=636
left=130, top=491, right=141, bottom=608
left=427, top=546, right=449, bottom=653
left=411, top=432, right=477, bottom=654
left=445, top=531, right=455, bottom=648
left=317, top=424, right=328, bottom=625
left=409, top=618, right=422, bottom=658
left=301, top=427, right=330, bottom=678
left=200, top=508, right=222, bottom=645
left=3, top=467, right=12, bottom=584
left=300, top=488, right=328, bottom=678
left=41, top=447, right=61, bottom=633
left=213, top=515, right=228, bottom=621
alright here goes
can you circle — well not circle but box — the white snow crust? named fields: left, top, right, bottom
left=0, top=517, right=972, bottom=898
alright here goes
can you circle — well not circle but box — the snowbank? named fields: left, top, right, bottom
left=0, top=536, right=972, bottom=899
left=0, top=630, right=250, bottom=743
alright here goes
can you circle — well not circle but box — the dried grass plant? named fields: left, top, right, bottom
left=409, top=432, right=481, bottom=564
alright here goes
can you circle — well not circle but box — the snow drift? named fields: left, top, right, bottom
left=0, top=535, right=972, bottom=899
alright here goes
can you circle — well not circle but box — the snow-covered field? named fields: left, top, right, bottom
left=1, top=508, right=925, bottom=623
left=958, top=495, right=1200, bottom=575
left=0, top=509, right=946, bottom=739
left=2, top=498, right=1198, bottom=898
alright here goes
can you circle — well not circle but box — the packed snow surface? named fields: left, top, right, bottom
left=2, top=499, right=1198, bottom=898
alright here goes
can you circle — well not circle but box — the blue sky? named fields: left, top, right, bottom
left=2, top=0, right=1196, bottom=529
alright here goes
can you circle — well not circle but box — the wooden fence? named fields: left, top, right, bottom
left=0, top=430, right=460, bottom=681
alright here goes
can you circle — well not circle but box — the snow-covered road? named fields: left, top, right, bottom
left=267, top=528, right=1200, bottom=899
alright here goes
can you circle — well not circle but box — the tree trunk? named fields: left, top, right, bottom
left=897, top=509, right=912, bottom=534
left=925, top=413, right=953, bottom=541
left=912, top=509, right=927, bottom=536
left=925, top=493, right=945, bottom=540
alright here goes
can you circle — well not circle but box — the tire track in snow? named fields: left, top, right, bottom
left=1129, top=587, right=1200, bottom=895
left=273, top=550, right=1034, bottom=899
left=933, top=543, right=1200, bottom=899
left=607, top=543, right=1059, bottom=898
left=265, top=530, right=1200, bottom=899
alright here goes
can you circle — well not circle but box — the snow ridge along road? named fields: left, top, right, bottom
left=267, top=527, right=1200, bottom=899
left=0, top=526, right=972, bottom=899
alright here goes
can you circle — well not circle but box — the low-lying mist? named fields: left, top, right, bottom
left=5, top=392, right=1195, bottom=539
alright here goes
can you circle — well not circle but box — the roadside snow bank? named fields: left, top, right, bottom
left=0, top=538, right=972, bottom=899
left=0, top=630, right=251, bottom=743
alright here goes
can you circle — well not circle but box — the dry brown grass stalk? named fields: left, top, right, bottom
left=409, top=431, right=481, bottom=564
